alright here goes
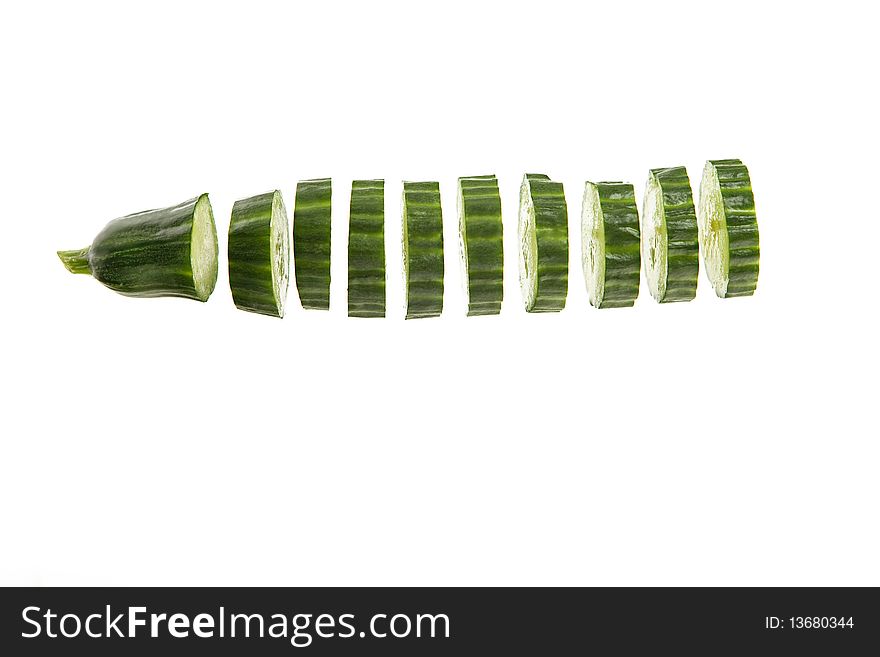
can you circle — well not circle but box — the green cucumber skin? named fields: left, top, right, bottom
left=293, top=178, right=332, bottom=310
left=459, top=175, right=503, bottom=316
left=526, top=173, right=569, bottom=313
left=403, top=181, right=444, bottom=319
left=348, top=180, right=386, bottom=318
left=228, top=191, right=285, bottom=318
left=711, top=159, right=760, bottom=297
left=57, top=194, right=217, bottom=301
left=652, top=167, right=699, bottom=303
left=594, top=182, right=641, bottom=309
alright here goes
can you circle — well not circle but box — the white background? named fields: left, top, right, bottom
left=1, top=1, right=877, bottom=586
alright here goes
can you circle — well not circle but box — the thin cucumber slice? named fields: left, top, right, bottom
left=642, top=167, right=699, bottom=303
left=348, top=180, right=386, bottom=318
left=518, top=173, right=568, bottom=312
left=458, top=175, right=503, bottom=316
left=402, top=181, right=444, bottom=319
left=581, top=181, right=641, bottom=308
left=293, top=178, right=332, bottom=310
left=57, top=193, right=218, bottom=301
left=698, top=159, right=760, bottom=297
left=228, top=190, right=290, bottom=318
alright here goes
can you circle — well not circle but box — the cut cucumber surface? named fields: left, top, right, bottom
left=642, top=167, right=699, bottom=303
left=458, top=175, right=503, bottom=316
left=293, top=178, right=332, bottom=310
left=581, top=182, right=641, bottom=308
left=698, top=159, right=760, bottom=297
left=518, top=173, right=568, bottom=312
left=348, top=180, right=386, bottom=318
left=228, top=190, right=289, bottom=318
left=58, top=193, right=218, bottom=301
left=402, top=181, right=444, bottom=319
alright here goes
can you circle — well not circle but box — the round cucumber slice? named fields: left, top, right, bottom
left=348, top=180, right=386, bottom=318
left=642, top=167, right=699, bottom=303
left=228, top=190, right=290, bottom=318
left=581, top=181, right=640, bottom=309
left=402, top=181, right=444, bottom=319
left=518, top=173, right=568, bottom=312
left=458, top=175, right=503, bottom=316
left=698, top=159, right=760, bottom=298
left=293, top=178, right=332, bottom=310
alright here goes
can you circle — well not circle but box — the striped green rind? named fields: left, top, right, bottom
left=228, top=190, right=289, bottom=318
left=642, top=167, right=699, bottom=303
left=57, top=194, right=218, bottom=301
left=518, top=173, right=568, bottom=312
left=348, top=180, right=386, bottom=318
left=698, top=159, right=760, bottom=298
left=582, top=182, right=641, bottom=308
left=458, top=175, right=503, bottom=316
left=402, top=181, right=444, bottom=319
left=293, top=178, right=332, bottom=310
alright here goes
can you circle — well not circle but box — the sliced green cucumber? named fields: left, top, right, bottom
left=402, top=181, right=444, bottom=319
left=581, top=181, right=641, bottom=308
left=458, top=175, right=503, bottom=316
left=57, top=193, right=218, bottom=301
left=518, top=173, right=568, bottom=312
left=698, top=159, right=760, bottom=297
left=228, top=190, right=289, bottom=318
left=293, top=178, right=332, bottom=310
left=348, top=180, right=386, bottom=318
left=642, top=167, right=699, bottom=303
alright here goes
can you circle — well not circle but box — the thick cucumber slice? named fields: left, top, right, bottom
left=57, top=193, right=218, bottom=302
left=642, top=167, right=699, bottom=303
left=402, top=181, right=444, bottom=319
left=348, top=180, right=386, bottom=318
left=518, top=173, right=568, bottom=312
left=581, top=181, right=641, bottom=308
left=228, top=190, right=290, bottom=318
left=458, top=175, right=503, bottom=316
left=293, top=178, right=332, bottom=310
left=698, top=159, right=760, bottom=297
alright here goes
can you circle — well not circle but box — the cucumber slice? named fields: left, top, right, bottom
left=518, top=173, right=568, bottom=312
left=293, top=178, right=332, bottom=310
left=348, top=180, right=386, bottom=318
left=57, top=193, right=218, bottom=302
left=581, top=181, right=641, bottom=308
left=698, top=159, right=760, bottom=297
left=642, top=167, right=699, bottom=303
left=458, top=175, right=503, bottom=316
left=228, top=190, right=289, bottom=318
left=402, top=181, right=444, bottom=319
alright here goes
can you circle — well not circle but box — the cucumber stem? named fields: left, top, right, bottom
left=57, top=247, right=91, bottom=275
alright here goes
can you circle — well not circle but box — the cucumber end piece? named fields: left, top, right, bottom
left=190, top=193, right=218, bottom=302
left=270, top=190, right=290, bottom=318
left=642, top=173, right=668, bottom=302
left=57, top=247, right=92, bottom=275
left=581, top=182, right=606, bottom=308
left=698, top=162, right=730, bottom=298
